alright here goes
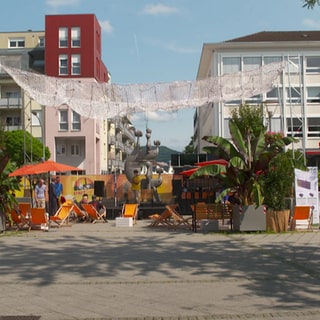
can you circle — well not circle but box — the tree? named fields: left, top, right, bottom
left=190, top=105, right=304, bottom=206
left=183, top=136, right=195, bottom=153
left=0, top=128, right=23, bottom=230
left=302, top=0, right=320, bottom=9
left=5, top=130, right=50, bottom=167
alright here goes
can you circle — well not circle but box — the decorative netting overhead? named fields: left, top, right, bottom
left=0, top=62, right=285, bottom=119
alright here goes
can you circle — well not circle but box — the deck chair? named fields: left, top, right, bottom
left=81, top=203, right=106, bottom=223
left=29, top=208, right=49, bottom=231
left=165, top=205, right=191, bottom=230
left=290, top=206, right=313, bottom=231
left=18, top=202, right=31, bottom=217
left=50, top=202, right=74, bottom=227
left=149, top=205, right=177, bottom=228
left=72, top=202, right=88, bottom=221
left=7, top=209, right=31, bottom=230
left=121, top=203, right=138, bottom=224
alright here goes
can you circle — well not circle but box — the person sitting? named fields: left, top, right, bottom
left=89, top=195, right=107, bottom=221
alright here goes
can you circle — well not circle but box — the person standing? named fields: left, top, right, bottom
left=54, top=175, right=63, bottom=207
left=49, top=177, right=58, bottom=216
left=34, top=179, right=47, bottom=208
left=131, top=169, right=141, bottom=204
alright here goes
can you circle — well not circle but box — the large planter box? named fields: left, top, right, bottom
left=233, top=205, right=266, bottom=232
left=266, top=209, right=290, bottom=232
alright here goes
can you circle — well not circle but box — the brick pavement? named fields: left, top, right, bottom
left=0, top=220, right=320, bottom=320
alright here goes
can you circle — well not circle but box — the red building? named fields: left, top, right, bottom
left=45, top=14, right=109, bottom=82
left=43, top=14, right=110, bottom=174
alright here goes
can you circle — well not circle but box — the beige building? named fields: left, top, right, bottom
left=195, top=31, right=320, bottom=167
left=0, top=30, right=45, bottom=163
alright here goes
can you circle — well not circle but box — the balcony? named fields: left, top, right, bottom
left=0, top=97, right=22, bottom=108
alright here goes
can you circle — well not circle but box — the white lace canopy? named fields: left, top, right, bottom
left=0, top=62, right=285, bottom=119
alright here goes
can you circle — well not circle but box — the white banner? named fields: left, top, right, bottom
left=294, top=167, right=319, bottom=224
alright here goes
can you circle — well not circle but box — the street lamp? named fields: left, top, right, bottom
left=32, top=111, right=45, bottom=161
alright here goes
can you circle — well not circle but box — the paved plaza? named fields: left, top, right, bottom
left=0, top=220, right=320, bottom=320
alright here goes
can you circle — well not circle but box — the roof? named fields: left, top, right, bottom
left=225, top=31, right=320, bottom=43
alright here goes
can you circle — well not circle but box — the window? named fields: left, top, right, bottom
left=57, top=144, right=66, bottom=156
left=71, top=27, right=80, bottom=47
left=59, top=110, right=68, bottom=131
left=59, top=27, right=68, bottom=47
left=266, top=87, right=282, bottom=102
left=245, top=94, right=262, bottom=104
left=264, top=56, right=282, bottom=65
left=287, top=118, right=303, bottom=137
left=243, top=57, right=262, bottom=71
left=306, top=56, right=320, bottom=73
left=71, top=144, right=80, bottom=156
left=59, top=55, right=68, bottom=75
left=71, top=54, right=81, bottom=75
left=6, top=116, right=21, bottom=126
left=285, top=56, right=302, bottom=74
left=307, top=87, right=320, bottom=103
left=72, top=111, right=81, bottom=130
left=286, top=87, right=301, bottom=104
left=222, top=57, right=240, bottom=74
left=38, top=37, right=45, bottom=47
left=8, top=38, right=25, bottom=48
left=308, top=118, right=320, bottom=137
left=31, top=111, right=42, bottom=126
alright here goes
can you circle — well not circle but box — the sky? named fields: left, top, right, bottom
left=0, top=0, right=319, bottom=151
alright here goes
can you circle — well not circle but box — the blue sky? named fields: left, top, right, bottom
left=1, top=0, right=319, bottom=151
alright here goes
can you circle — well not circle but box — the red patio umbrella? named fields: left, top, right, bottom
left=9, top=160, right=80, bottom=177
left=180, top=159, right=228, bottom=177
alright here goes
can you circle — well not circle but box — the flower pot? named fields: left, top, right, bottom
left=266, top=209, right=290, bottom=232
left=233, top=205, right=266, bottom=232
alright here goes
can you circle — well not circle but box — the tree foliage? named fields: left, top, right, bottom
left=190, top=105, right=304, bottom=206
left=5, top=130, right=50, bottom=167
left=302, top=0, right=320, bottom=9
left=183, top=136, right=195, bottom=154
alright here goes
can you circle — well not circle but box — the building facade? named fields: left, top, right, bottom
left=195, top=31, right=320, bottom=167
left=0, top=30, right=45, bottom=163
left=0, top=14, right=135, bottom=174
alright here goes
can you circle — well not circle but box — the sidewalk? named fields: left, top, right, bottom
left=1, top=220, right=320, bottom=320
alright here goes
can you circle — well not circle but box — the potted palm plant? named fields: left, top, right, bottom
left=190, top=104, right=300, bottom=231
left=263, top=148, right=305, bottom=232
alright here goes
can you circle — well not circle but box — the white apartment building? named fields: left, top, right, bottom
left=195, top=31, right=320, bottom=168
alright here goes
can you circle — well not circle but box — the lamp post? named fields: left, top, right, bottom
left=32, top=111, right=45, bottom=161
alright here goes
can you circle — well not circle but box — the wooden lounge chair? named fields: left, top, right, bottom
left=7, top=208, right=31, bottom=231
left=72, top=202, right=88, bottom=221
left=165, top=205, right=191, bottom=230
left=81, top=203, right=106, bottom=223
left=121, top=203, right=138, bottom=224
left=149, top=205, right=176, bottom=228
left=18, top=202, right=31, bottom=217
left=50, top=202, right=74, bottom=227
left=290, top=206, right=313, bottom=231
left=29, top=208, right=49, bottom=231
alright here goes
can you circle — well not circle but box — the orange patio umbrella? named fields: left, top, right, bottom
left=9, top=160, right=80, bottom=177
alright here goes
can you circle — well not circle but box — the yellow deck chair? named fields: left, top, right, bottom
left=290, top=206, right=313, bottom=231
left=29, top=208, right=49, bottom=231
left=81, top=203, right=106, bottom=223
left=121, top=203, right=138, bottom=224
left=50, top=202, right=74, bottom=227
